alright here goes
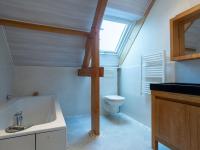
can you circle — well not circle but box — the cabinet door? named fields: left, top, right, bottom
left=0, top=134, right=35, bottom=150
left=189, top=106, right=200, bottom=150
left=156, top=99, right=189, bottom=150
left=36, top=129, right=66, bottom=150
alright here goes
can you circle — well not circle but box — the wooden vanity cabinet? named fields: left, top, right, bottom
left=151, top=91, right=200, bottom=150
left=189, top=106, right=200, bottom=150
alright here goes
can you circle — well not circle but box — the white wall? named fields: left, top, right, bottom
left=120, top=0, right=200, bottom=126
left=13, top=66, right=117, bottom=117
left=175, top=59, right=200, bottom=83
left=0, top=26, right=14, bottom=105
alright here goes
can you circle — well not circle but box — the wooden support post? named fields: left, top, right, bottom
left=91, top=30, right=100, bottom=135
left=89, top=0, right=108, bottom=135
left=78, top=0, right=108, bottom=136
left=91, top=76, right=100, bottom=134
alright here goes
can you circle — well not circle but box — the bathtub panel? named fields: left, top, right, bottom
left=36, top=129, right=66, bottom=150
left=0, top=134, right=35, bottom=150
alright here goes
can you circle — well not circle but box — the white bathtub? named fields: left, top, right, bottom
left=0, top=95, right=66, bottom=140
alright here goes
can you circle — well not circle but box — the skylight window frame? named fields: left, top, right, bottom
left=100, top=16, right=133, bottom=55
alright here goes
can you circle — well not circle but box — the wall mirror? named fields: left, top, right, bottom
left=184, top=18, right=200, bottom=55
left=170, top=4, right=200, bottom=61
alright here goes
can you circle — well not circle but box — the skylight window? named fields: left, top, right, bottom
left=100, top=19, right=127, bottom=53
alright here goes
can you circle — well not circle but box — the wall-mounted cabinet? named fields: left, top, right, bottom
left=170, top=4, right=200, bottom=61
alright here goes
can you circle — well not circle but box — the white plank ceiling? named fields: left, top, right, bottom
left=0, top=0, right=98, bottom=31
left=5, top=27, right=86, bottom=67
left=0, top=0, right=150, bottom=67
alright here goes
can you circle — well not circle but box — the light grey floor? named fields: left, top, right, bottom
left=66, top=113, right=169, bottom=150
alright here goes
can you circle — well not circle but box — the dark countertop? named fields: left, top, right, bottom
left=150, top=83, right=200, bottom=96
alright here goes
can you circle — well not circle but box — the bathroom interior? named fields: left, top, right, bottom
left=1, top=0, right=200, bottom=150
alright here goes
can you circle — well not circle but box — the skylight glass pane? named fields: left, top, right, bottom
left=100, top=20, right=126, bottom=53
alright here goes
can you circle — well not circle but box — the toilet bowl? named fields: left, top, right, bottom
left=104, top=95, right=125, bottom=114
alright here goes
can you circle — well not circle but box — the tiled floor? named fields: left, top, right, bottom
left=66, top=113, right=169, bottom=150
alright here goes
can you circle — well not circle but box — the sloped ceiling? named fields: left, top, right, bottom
left=106, top=0, right=150, bottom=21
left=0, top=0, right=150, bottom=67
left=0, top=0, right=98, bottom=31
left=5, top=27, right=86, bottom=67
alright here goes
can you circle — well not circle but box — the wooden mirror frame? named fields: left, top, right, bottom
left=170, top=4, right=200, bottom=61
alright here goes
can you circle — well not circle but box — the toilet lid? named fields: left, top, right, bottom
left=104, top=95, right=125, bottom=101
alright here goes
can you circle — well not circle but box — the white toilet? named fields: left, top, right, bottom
left=104, top=95, right=125, bottom=114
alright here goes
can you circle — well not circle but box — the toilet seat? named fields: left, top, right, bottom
left=104, top=95, right=125, bottom=101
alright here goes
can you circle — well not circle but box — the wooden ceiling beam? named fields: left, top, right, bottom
left=91, top=0, right=108, bottom=31
left=81, top=0, right=108, bottom=69
left=0, top=18, right=89, bottom=36
left=144, top=0, right=155, bottom=16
